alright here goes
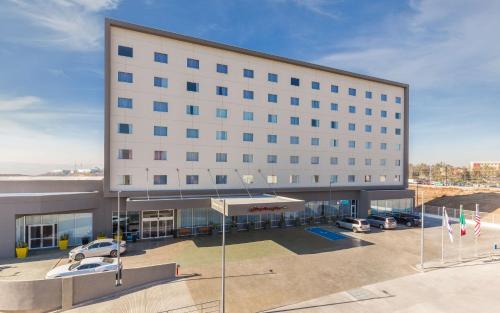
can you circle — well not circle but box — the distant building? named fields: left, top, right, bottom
left=470, top=161, right=500, bottom=170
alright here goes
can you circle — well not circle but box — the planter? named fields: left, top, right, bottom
left=15, top=247, right=28, bottom=258
left=97, top=235, right=106, bottom=240
left=58, top=239, right=69, bottom=250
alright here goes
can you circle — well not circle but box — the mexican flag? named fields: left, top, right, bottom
left=460, top=208, right=467, bottom=236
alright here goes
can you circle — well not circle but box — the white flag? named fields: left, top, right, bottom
left=444, top=209, right=454, bottom=243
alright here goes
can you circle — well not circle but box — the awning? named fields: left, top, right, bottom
left=211, top=194, right=305, bottom=216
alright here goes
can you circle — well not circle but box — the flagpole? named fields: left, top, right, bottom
left=441, top=206, right=445, bottom=264
left=475, top=203, right=478, bottom=258
left=420, top=191, right=424, bottom=271
left=459, top=204, right=463, bottom=262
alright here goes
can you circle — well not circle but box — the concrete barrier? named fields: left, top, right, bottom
left=0, top=278, right=62, bottom=312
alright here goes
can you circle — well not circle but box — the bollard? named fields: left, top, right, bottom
left=176, top=264, right=180, bottom=276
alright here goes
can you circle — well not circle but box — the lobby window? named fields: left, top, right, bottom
left=118, top=149, right=132, bottom=160
left=118, top=71, right=133, bottom=83
left=216, top=86, right=228, bottom=96
left=243, top=133, right=254, bottom=142
left=186, top=128, right=199, bottom=138
left=216, top=153, right=228, bottom=162
left=348, top=105, right=356, bottom=113
left=330, top=103, right=338, bottom=111
left=290, top=116, right=300, bottom=125
left=216, top=130, right=227, bottom=141
left=243, top=111, right=254, bottom=121
left=154, top=77, right=168, bottom=88
left=365, top=158, right=372, bottom=166
left=290, top=155, right=299, bottom=164
left=395, top=159, right=401, bottom=166
left=395, top=128, right=401, bottom=135
left=243, top=68, right=254, bottom=78
left=217, top=63, right=228, bottom=74
left=348, top=175, right=356, bottom=183
left=395, top=112, right=401, bottom=119
left=267, top=134, right=277, bottom=143
left=154, top=151, right=167, bottom=160
left=216, top=175, right=227, bottom=184
left=365, top=175, right=372, bottom=183
left=380, top=175, right=387, bottom=182
left=331, top=84, right=339, bottom=93
left=120, top=175, right=131, bottom=185
left=186, top=175, right=199, bottom=184
left=243, top=90, right=254, bottom=99
left=154, top=175, right=167, bottom=185
left=381, top=94, right=387, bottom=101
left=330, top=157, right=338, bottom=165
left=186, top=105, right=199, bottom=115
left=311, top=81, right=320, bottom=90
left=396, top=96, right=402, bottom=104
left=268, top=93, right=278, bottom=103
left=267, top=155, right=277, bottom=163
left=118, top=45, right=133, bottom=57
left=290, top=97, right=300, bottom=106
left=154, top=52, right=168, bottom=63
left=153, top=101, right=168, bottom=112
left=154, top=126, right=168, bottom=136
left=365, top=125, right=372, bottom=133
left=311, top=156, right=320, bottom=164
left=330, top=175, right=338, bottom=183
left=312, top=175, right=320, bottom=183
left=331, top=121, right=339, bottom=129
left=330, top=139, right=339, bottom=147
left=348, top=88, right=356, bottom=96
left=290, top=136, right=299, bottom=144
left=365, top=108, right=372, bottom=116
left=290, top=77, right=300, bottom=86
left=267, top=175, right=278, bottom=184
left=381, top=126, right=387, bottom=134
left=290, top=175, right=300, bottom=184
left=243, top=154, right=253, bottom=163
left=348, top=123, right=356, bottom=131
left=380, top=158, right=387, bottom=166
left=381, top=110, right=387, bottom=118
left=268, top=114, right=278, bottom=124
left=216, top=108, right=228, bottom=118
left=187, top=58, right=199, bottom=69
left=311, top=137, right=320, bottom=146
left=268, top=73, right=278, bottom=82
left=118, top=123, right=132, bottom=134
left=242, top=175, right=254, bottom=184
left=365, top=91, right=372, bottom=99
left=380, top=142, right=387, bottom=150
left=186, top=82, right=199, bottom=92
left=311, top=100, right=320, bottom=109
left=348, top=140, right=356, bottom=148
left=311, top=119, right=320, bottom=127
left=186, top=152, right=199, bottom=161
left=118, top=97, right=133, bottom=109
left=365, top=141, right=372, bottom=149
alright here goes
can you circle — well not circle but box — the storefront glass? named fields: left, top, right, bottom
left=369, top=198, right=414, bottom=216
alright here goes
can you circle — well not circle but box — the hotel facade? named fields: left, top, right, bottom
left=0, top=19, right=413, bottom=258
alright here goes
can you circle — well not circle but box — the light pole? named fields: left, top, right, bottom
left=145, top=168, right=150, bottom=200
left=221, top=198, right=226, bottom=313
left=116, top=190, right=122, bottom=286
left=420, top=191, right=424, bottom=271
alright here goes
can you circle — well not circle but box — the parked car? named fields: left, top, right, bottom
left=366, top=215, right=397, bottom=229
left=69, top=239, right=126, bottom=261
left=389, top=212, right=421, bottom=227
left=335, top=217, right=370, bottom=233
left=46, top=257, right=121, bottom=279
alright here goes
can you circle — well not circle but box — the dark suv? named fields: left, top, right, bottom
left=389, top=212, right=421, bottom=227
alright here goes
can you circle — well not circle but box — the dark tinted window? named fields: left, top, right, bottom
left=118, top=45, right=133, bottom=57
left=99, top=242, right=112, bottom=248
left=360, top=220, right=369, bottom=225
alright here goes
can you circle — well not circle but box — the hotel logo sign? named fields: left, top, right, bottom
left=248, top=206, right=287, bottom=213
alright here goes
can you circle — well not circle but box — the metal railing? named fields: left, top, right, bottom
left=162, top=300, right=220, bottom=313
left=412, top=205, right=500, bottom=225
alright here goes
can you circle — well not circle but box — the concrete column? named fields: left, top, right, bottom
left=61, top=277, right=74, bottom=310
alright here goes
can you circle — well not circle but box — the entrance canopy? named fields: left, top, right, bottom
left=211, top=194, right=305, bottom=216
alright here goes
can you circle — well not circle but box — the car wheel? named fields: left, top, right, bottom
left=110, top=250, right=118, bottom=258
left=406, top=221, right=412, bottom=227
left=74, top=253, right=85, bottom=261
left=335, top=223, right=340, bottom=228
left=379, top=224, right=384, bottom=230
left=353, top=228, right=358, bottom=233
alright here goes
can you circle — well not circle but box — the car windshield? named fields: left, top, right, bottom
left=387, top=217, right=396, bottom=222
left=360, top=220, right=369, bottom=225
left=69, top=262, right=81, bottom=270
left=102, top=257, right=114, bottom=264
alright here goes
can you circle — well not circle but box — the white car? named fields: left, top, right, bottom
left=69, top=239, right=126, bottom=261
left=46, top=257, right=121, bottom=279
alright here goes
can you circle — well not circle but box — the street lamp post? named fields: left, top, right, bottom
left=116, top=190, right=122, bottom=286
left=221, top=198, right=226, bottom=313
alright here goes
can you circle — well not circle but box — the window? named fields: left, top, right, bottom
left=348, top=140, right=356, bottom=148
left=217, top=63, right=228, bottom=74
left=365, top=141, right=372, bottom=149
left=348, top=157, right=355, bottom=166
left=395, top=143, right=402, bottom=151
left=268, top=94, right=278, bottom=103
left=154, top=151, right=167, bottom=160
left=395, top=175, right=401, bottom=182
left=290, top=136, right=299, bottom=144
left=118, top=123, right=132, bottom=134
left=153, top=101, right=168, bottom=112
left=311, top=137, right=320, bottom=146
left=186, top=105, right=199, bottom=115
left=290, top=77, right=300, bottom=86
left=243, top=111, right=254, bottom=121
left=311, top=100, right=320, bottom=109
left=365, top=175, right=372, bottom=183
left=216, top=153, right=228, bottom=162
left=395, top=112, right=401, bottom=119
left=348, top=88, right=356, bottom=96
left=186, top=82, right=199, bottom=92
left=365, top=91, right=372, bottom=99
left=290, top=155, right=299, bottom=164
left=186, top=152, right=199, bottom=161
left=268, top=114, right=278, bottom=123
left=243, top=90, right=254, bottom=99
left=186, top=175, right=199, bottom=184
left=243, top=133, right=253, bottom=142
left=187, top=58, right=199, bottom=69
left=365, top=125, right=372, bottom=132
left=331, top=84, right=339, bottom=93
left=381, top=94, right=387, bottom=101
left=330, top=175, right=338, bottom=183
left=243, top=154, right=253, bottom=163
left=118, top=71, right=133, bottom=83
left=267, top=155, right=277, bottom=163
left=312, top=175, right=320, bottom=183
left=120, top=175, right=131, bottom=185
left=118, top=45, right=133, bottom=57
left=381, top=126, right=387, bottom=134
left=290, top=175, right=300, bottom=184
left=154, top=77, right=168, bottom=88
left=290, top=97, right=300, bottom=106
left=380, top=142, right=387, bottom=150
left=311, top=119, right=320, bottom=127
left=380, top=159, right=387, bottom=166
left=290, top=116, right=300, bottom=125
left=331, top=121, right=339, bottom=129
left=216, top=131, right=227, bottom=140
left=267, top=134, right=277, bottom=143
left=154, top=52, right=168, bottom=63
left=365, top=108, right=372, bottom=116
left=242, top=175, right=254, bottom=184
left=118, top=97, right=132, bottom=109
left=154, top=175, right=167, bottom=185
left=348, top=175, right=356, bottom=183
left=267, top=175, right=278, bottom=184
left=216, top=108, right=228, bottom=118
left=268, top=73, right=278, bottom=82
left=348, top=123, right=356, bottom=131
left=330, top=103, right=338, bottom=111
left=186, top=128, right=199, bottom=138
left=395, top=159, right=401, bottom=166
left=216, top=175, right=227, bottom=184
left=381, top=110, right=387, bottom=118
left=154, top=126, right=167, bottom=136
left=330, top=139, right=338, bottom=147
left=348, top=105, right=356, bottom=113
left=311, top=156, right=320, bottom=164
left=311, top=81, right=320, bottom=90
left=395, top=128, right=401, bottom=135
left=118, top=149, right=132, bottom=159
left=365, top=158, right=372, bottom=166
left=243, top=69, right=254, bottom=78
left=396, top=96, right=402, bottom=104
left=330, top=157, right=338, bottom=165
left=216, top=86, right=228, bottom=96
left=380, top=175, right=387, bottom=182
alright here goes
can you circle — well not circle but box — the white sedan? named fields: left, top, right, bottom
left=46, top=257, right=121, bottom=279
left=69, top=239, right=126, bottom=261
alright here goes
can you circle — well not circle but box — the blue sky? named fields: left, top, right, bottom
left=0, top=0, right=499, bottom=174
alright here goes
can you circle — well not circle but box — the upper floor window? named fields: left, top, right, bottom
left=395, top=96, right=402, bottom=104
left=311, top=100, right=320, bottom=109
left=348, top=105, right=356, bottom=113
left=365, top=91, right=372, bottom=99
left=216, top=130, right=227, bottom=141
left=330, top=157, right=338, bottom=165
left=365, top=125, right=372, bottom=132
left=153, top=101, right=168, bottom=112
left=330, top=103, right=338, bottom=111
left=330, top=139, right=339, bottom=147
left=381, top=126, right=387, bottom=134
left=395, top=112, right=401, bottom=119
left=268, top=114, right=278, bottom=124
left=311, top=119, right=320, bottom=127
left=365, top=175, right=372, bottom=183
left=154, top=175, right=168, bottom=185
left=348, top=140, right=356, bottom=148
left=290, top=97, right=300, bottom=106
left=154, top=52, right=168, bottom=63
left=118, top=97, right=132, bottom=109
left=268, top=73, right=278, bottom=82
left=395, top=159, right=401, bottom=166
left=186, top=105, right=199, bottom=115
left=118, top=71, right=133, bottom=83
left=365, top=141, right=372, bottom=149
left=331, top=84, right=339, bottom=93
left=311, top=137, right=320, bottom=146
left=348, top=123, right=356, bottom=131
left=216, top=153, right=228, bottom=162
left=187, top=58, right=199, bottom=69
left=365, top=108, right=372, bottom=116
left=348, top=88, right=356, bottom=96
left=268, top=94, right=278, bottom=103
left=311, top=81, right=320, bottom=90
left=267, top=175, right=278, bottom=184
left=365, top=158, right=372, bottom=166
left=380, top=142, right=387, bottom=150
left=331, top=121, right=339, bottom=129
left=290, top=136, right=299, bottom=144
left=290, top=77, right=300, bottom=86
left=290, top=175, right=300, bottom=184
left=186, top=128, right=199, bottom=138
left=312, top=175, right=320, bottom=183
left=243, top=90, right=254, bottom=100
left=243, top=132, right=254, bottom=142
left=243, top=69, right=254, bottom=78
left=267, top=154, right=277, bottom=163
left=311, top=156, right=320, bottom=164
left=186, top=175, right=199, bottom=184
left=120, top=175, right=131, bottom=185
left=216, top=108, right=228, bottom=118
left=348, top=175, right=356, bottom=183
left=348, top=157, right=356, bottom=165
left=381, top=94, right=387, bottom=101
left=216, top=86, right=228, bottom=96
left=186, top=82, right=199, bottom=92
left=154, top=77, right=168, bottom=88
left=118, top=149, right=132, bottom=159
left=381, top=110, right=387, bottom=118
left=154, top=151, right=167, bottom=160
left=118, top=45, right=133, bottom=57
left=290, top=155, right=299, bottom=164
left=243, top=111, right=254, bottom=121
left=243, top=154, right=253, bottom=163
left=216, top=175, right=227, bottom=185
left=217, top=63, right=228, bottom=74
left=290, top=116, right=300, bottom=125
left=267, top=134, right=278, bottom=143
left=118, top=123, right=132, bottom=134
left=395, top=128, right=401, bottom=135
left=380, top=159, right=387, bottom=166
left=154, top=126, right=168, bottom=136
left=330, top=175, right=338, bottom=183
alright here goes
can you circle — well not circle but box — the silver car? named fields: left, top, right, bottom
left=335, top=217, right=370, bottom=233
left=366, top=215, right=397, bottom=229
left=69, top=239, right=126, bottom=261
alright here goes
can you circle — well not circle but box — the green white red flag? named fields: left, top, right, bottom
left=460, top=207, right=466, bottom=236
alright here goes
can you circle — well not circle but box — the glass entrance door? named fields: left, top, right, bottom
left=142, top=210, right=175, bottom=239
left=28, top=224, right=55, bottom=249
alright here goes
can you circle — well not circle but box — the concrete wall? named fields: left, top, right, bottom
left=0, top=278, right=62, bottom=312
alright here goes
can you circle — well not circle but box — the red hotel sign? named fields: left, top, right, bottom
left=249, top=206, right=287, bottom=213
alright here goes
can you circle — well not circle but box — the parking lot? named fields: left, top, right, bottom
left=2, top=219, right=499, bottom=312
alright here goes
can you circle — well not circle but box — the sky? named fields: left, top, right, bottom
left=0, top=0, right=499, bottom=174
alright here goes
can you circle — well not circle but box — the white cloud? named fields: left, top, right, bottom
left=0, top=96, right=42, bottom=111
left=272, top=0, right=341, bottom=19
